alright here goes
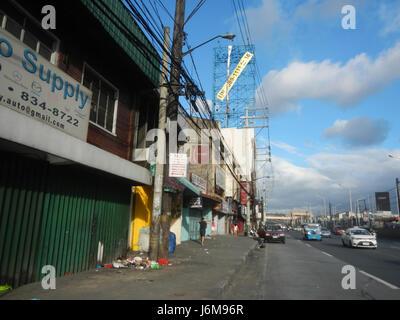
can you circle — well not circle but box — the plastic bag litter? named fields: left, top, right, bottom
left=157, top=258, right=169, bottom=265
left=113, top=262, right=127, bottom=269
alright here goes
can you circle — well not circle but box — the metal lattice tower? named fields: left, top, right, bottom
left=212, top=44, right=257, bottom=128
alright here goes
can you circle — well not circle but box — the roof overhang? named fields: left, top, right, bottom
left=0, top=107, right=152, bottom=185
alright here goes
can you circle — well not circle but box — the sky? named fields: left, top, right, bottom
left=146, top=0, right=400, bottom=215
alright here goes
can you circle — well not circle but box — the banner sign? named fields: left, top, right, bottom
left=240, top=182, right=251, bottom=205
left=189, top=197, right=202, bottom=209
left=216, top=51, right=253, bottom=101
left=191, top=173, right=207, bottom=194
left=375, top=192, right=391, bottom=212
left=169, top=153, right=187, bottom=177
left=0, top=29, right=92, bottom=141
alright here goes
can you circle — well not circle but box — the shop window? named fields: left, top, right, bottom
left=82, top=64, right=118, bottom=134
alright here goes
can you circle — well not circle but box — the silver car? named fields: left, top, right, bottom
left=341, top=227, right=377, bottom=249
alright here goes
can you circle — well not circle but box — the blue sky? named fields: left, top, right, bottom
left=148, top=0, right=400, bottom=214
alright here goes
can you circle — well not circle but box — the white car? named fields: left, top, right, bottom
left=341, top=227, right=377, bottom=249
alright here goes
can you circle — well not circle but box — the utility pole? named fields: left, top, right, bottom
left=168, top=0, right=186, bottom=121
left=149, top=26, right=170, bottom=262
left=159, top=0, right=186, bottom=259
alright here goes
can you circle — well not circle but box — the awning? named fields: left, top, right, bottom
left=0, top=107, right=152, bottom=185
left=200, top=193, right=222, bottom=203
left=177, top=177, right=200, bottom=196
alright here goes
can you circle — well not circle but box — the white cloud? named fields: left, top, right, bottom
left=379, top=2, right=400, bottom=36
left=243, top=0, right=291, bottom=43
left=271, top=141, right=302, bottom=156
left=323, top=117, right=390, bottom=147
left=257, top=41, right=400, bottom=115
left=244, top=0, right=366, bottom=43
left=266, top=148, right=400, bottom=213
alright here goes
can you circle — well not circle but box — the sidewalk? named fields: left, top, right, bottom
left=0, top=235, right=258, bottom=300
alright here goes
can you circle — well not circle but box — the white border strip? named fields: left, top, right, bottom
left=321, top=251, right=333, bottom=257
left=359, top=270, right=399, bottom=290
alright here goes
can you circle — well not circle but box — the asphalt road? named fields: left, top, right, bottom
left=218, top=231, right=400, bottom=300
left=290, top=231, right=400, bottom=289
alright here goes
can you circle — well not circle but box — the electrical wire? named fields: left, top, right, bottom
left=96, top=0, right=254, bottom=198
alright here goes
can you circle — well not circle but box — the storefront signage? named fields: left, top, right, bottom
left=169, top=153, right=187, bottom=177
left=240, top=182, right=250, bottom=205
left=0, top=29, right=92, bottom=141
left=190, top=173, right=207, bottom=194
left=189, top=197, right=202, bottom=209
left=221, top=200, right=229, bottom=214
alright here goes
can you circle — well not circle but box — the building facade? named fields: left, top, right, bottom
left=0, top=0, right=160, bottom=288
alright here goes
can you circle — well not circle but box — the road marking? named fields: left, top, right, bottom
left=321, top=251, right=333, bottom=257
left=359, top=270, right=399, bottom=290
left=305, top=243, right=311, bottom=248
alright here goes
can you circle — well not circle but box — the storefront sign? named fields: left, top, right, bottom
left=189, top=197, right=202, bottom=209
left=190, top=173, right=207, bottom=194
left=169, top=153, right=187, bottom=177
left=221, top=200, right=229, bottom=214
left=0, top=29, right=92, bottom=141
left=240, top=182, right=249, bottom=205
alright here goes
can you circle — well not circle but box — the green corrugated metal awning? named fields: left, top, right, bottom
left=177, top=177, right=200, bottom=196
left=81, top=0, right=160, bottom=86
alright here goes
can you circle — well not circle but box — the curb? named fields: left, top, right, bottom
left=212, top=239, right=259, bottom=298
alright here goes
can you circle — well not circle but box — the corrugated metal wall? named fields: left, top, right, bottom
left=0, top=151, right=131, bottom=288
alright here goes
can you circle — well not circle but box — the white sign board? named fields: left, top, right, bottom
left=0, top=29, right=92, bottom=141
left=191, top=173, right=207, bottom=194
left=169, top=153, right=187, bottom=177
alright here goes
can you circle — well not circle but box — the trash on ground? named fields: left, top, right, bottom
left=113, top=262, right=126, bottom=269
left=157, top=258, right=169, bottom=265
left=150, top=263, right=160, bottom=270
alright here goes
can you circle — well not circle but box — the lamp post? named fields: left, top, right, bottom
left=317, top=195, right=327, bottom=226
left=182, top=33, right=236, bottom=57
left=387, top=155, right=400, bottom=217
left=338, top=184, right=352, bottom=213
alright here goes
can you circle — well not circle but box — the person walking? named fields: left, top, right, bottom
left=199, top=218, right=207, bottom=247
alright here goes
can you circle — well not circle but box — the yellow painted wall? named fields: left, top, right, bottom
left=130, top=186, right=153, bottom=251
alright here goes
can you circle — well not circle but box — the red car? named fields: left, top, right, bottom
left=264, top=225, right=286, bottom=244
left=333, top=226, right=345, bottom=235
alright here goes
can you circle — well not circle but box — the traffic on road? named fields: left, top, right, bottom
left=220, top=223, right=400, bottom=300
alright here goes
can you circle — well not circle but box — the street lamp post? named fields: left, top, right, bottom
left=338, top=184, right=352, bottom=213
left=388, top=155, right=400, bottom=217
left=317, top=195, right=327, bottom=226
left=182, top=33, right=236, bottom=57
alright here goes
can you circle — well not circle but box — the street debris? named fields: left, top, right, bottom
left=94, top=252, right=175, bottom=272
